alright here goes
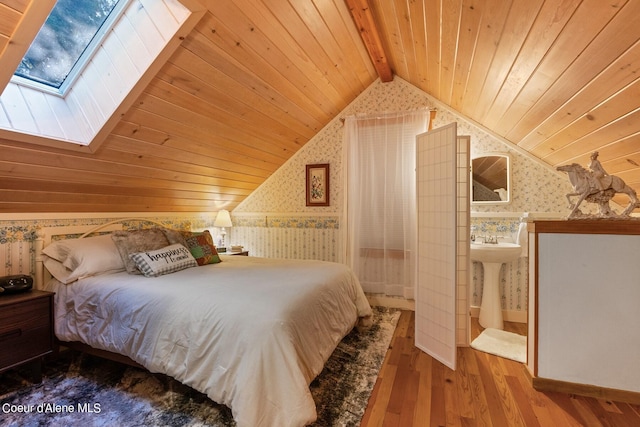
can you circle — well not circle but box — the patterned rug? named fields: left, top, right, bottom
left=0, top=307, right=399, bottom=427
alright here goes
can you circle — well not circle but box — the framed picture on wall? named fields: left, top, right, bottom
left=306, top=164, right=330, bottom=206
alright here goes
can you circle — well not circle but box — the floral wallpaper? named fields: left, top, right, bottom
left=0, top=226, right=39, bottom=243
left=0, top=216, right=201, bottom=242
left=235, top=76, right=573, bottom=216
left=233, top=216, right=339, bottom=229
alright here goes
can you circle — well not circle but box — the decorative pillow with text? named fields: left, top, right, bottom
left=129, top=244, right=197, bottom=277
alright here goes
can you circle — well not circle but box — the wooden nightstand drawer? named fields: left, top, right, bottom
left=0, top=297, right=51, bottom=332
left=0, top=324, right=52, bottom=368
left=0, top=290, right=54, bottom=378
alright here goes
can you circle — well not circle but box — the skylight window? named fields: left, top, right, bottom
left=13, top=0, right=127, bottom=94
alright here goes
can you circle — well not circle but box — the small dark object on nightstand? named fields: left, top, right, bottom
left=0, top=275, right=33, bottom=295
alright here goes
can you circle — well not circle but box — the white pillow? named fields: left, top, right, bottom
left=43, top=256, right=73, bottom=284
left=129, top=244, right=197, bottom=277
left=43, top=255, right=124, bottom=284
left=42, top=234, right=125, bottom=283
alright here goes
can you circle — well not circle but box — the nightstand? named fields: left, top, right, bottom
left=228, top=251, right=249, bottom=256
left=0, top=290, right=54, bottom=382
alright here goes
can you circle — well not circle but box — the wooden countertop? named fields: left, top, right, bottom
left=529, top=219, right=640, bottom=235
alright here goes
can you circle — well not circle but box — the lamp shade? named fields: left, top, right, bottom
left=214, top=209, right=233, bottom=228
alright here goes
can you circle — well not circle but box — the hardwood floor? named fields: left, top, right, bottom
left=360, top=311, right=640, bottom=426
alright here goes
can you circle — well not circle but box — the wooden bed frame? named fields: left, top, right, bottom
left=35, top=218, right=185, bottom=369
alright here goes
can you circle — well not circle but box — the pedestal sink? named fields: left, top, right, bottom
left=471, top=242, right=522, bottom=329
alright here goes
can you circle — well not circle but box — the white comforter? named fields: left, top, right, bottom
left=45, top=256, right=372, bottom=427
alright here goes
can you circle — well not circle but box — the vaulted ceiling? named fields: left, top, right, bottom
left=1, top=0, right=639, bottom=213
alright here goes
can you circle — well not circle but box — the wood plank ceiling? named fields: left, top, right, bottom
left=0, top=0, right=639, bottom=213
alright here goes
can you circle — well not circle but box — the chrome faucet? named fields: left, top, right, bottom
left=485, top=235, right=499, bottom=244
left=469, top=227, right=501, bottom=244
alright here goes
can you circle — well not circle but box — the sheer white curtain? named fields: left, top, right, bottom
left=342, top=110, right=429, bottom=299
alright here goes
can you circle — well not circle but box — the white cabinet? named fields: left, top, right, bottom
left=528, top=220, right=640, bottom=400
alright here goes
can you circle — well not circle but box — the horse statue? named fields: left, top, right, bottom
left=556, top=156, right=639, bottom=218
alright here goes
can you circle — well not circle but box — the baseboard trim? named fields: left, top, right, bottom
left=469, top=306, right=527, bottom=324
left=366, top=295, right=415, bottom=311
left=368, top=302, right=525, bottom=320
left=532, top=376, right=640, bottom=405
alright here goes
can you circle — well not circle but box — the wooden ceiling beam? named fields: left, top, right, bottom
left=344, top=0, right=393, bottom=82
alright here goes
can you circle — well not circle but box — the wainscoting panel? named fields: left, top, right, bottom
left=231, top=224, right=343, bottom=262
left=0, top=240, right=34, bottom=277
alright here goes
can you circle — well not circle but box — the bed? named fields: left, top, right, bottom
left=34, top=220, right=372, bottom=427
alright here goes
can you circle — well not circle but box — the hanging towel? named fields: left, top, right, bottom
left=516, top=222, right=528, bottom=257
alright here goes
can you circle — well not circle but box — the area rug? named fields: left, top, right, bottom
left=471, top=328, right=526, bottom=363
left=0, top=307, right=399, bottom=427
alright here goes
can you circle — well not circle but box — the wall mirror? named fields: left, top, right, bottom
left=471, top=153, right=511, bottom=204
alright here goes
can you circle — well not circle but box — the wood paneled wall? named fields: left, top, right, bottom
left=0, top=0, right=639, bottom=213
left=370, top=0, right=640, bottom=208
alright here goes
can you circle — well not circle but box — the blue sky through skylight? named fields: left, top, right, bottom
left=14, top=0, right=121, bottom=90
